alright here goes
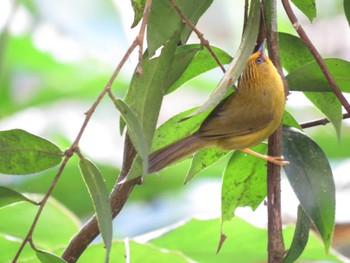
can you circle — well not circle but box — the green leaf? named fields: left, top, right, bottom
left=124, top=32, right=179, bottom=142
left=0, top=129, right=63, bottom=175
left=291, top=0, right=316, bottom=22
left=36, top=249, right=68, bottom=263
left=185, top=148, right=228, bottom=184
left=282, top=127, right=335, bottom=252
left=166, top=45, right=232, bottom=94
left=188, top=0, right=260, bottom=117
left=303, top=92, right=342, bottom=138
left=79, top=158, right=112, bottom=263
left=131, top=0, right=146, bottom=28
left=80, top=240, right=190, bottom=263
left=286, top=58, right=350, bottom=92
left=114, top=99, right=149, bottom=175
left=284, top=205, right=311, bottom=263
left=151, top=108, right=209, bottom=151
left=282, top=111, right=301, bottom=129
left=0, top=186, right=37, bottom=207
left=147, top=0, right=213, bottom=57
left=0, top=198, right=79, bottom=263
left=279, top=32, right=314, bottom=72
left=344, top=0, right=350, bottom=27
left=150, top=218, right=342, bottom=263
left=221, top=144, right=267, bottom=224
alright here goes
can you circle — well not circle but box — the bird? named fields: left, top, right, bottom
left=148, top=40, right=288, bottom=174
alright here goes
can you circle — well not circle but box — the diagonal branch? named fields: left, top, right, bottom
left=282, top=0, right=350, bottom=114
left=168, top=0, right=226, bottom=73
left=300, top=113, right=350, bottom=129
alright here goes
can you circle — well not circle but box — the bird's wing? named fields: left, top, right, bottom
left=198, top=93, right=275, bottom=139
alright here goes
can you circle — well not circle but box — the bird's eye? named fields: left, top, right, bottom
left=256, top=57, right=264, bottom=64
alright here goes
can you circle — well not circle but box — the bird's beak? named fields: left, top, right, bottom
left=258, top=40, right=266, bottom=56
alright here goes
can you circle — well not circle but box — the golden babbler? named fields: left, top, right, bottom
left=149, top=41, right=288, bottom=173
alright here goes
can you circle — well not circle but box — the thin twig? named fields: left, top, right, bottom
left=282, top=0, right=350, bottom=114
left=262, top=0, right=286, bottom=262
left=12, top=2, right=149, bottom=260
left=136, top=0, right=153, bottom=76
left=168, top=0, right=226, bottom=73
left=300, top=113, right=350, bottom=129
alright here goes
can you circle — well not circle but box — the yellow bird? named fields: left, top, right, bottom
left=149, top=41, right=288, bottom=173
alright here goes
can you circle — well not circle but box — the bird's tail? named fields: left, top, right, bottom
left=148, top=134, right=204, bottom=173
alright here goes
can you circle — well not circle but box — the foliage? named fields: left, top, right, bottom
left=0, top=0, right=349, bottom=262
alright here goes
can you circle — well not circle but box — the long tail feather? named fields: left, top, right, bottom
left=148, top=135, right=204, bottom=173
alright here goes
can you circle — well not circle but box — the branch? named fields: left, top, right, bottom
left=168, top=0, right=226, bottom=73
left=262, top=0, right=286, bottom=261
left=61, top=0, right=155, bottom=261
left=300, top=113, right=350, bottom=129
left=282, top=0, right=350, bottom=114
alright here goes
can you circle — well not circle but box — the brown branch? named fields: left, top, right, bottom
left=262, top=0, right=286, bottom=262
left=282, top=0, right=350, bottom=114
left=135, top=0, right=152, bottom=76
left=300, top=113, right=350, bottom=129
left=12, top=0, right=154, bottom=260
left=168, top=0, right=226, bottom=73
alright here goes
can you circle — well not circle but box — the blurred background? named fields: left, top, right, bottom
left=1, top=0, right=350, bottom=260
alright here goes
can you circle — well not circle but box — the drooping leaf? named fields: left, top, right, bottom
left=286, top=58, right=350, bottom=92
left=221, top=144, right=267, bottom=225
left=303, top=92, right=342, bottom=138
left=279, top=32, right=314, bottom=72
left=166, top=45, right=232, bottom=94
left=36, top=249, right=68, bottom=263
left=187, top=0, right=260, bottom=118
left=114, top=99, right=149, bottom=175
left=282, top=127, right=335, bottom=252
left=344, top=0, right=350, bottom=27
left=147, top=0, right=213, bottom=57
left=185, top=148, right=228, bottom=184
left=0, top=186, right=37, bottom=208
left=284, top=205, right=311, bottom=263
left=130, top=0, right=146, bottom=28
left=291, top=0, right=316, bottom=22
left=79, top=158, right=112, bottom=263
left=0, top=129, right=63, bottom=175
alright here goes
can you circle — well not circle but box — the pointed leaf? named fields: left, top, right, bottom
left=188, top=0, right=260, bottom=118
left=221, top=144, right=267, bottom=224
left=0, top=186, right=37, bottom=207
left=282, top=127, right=335, bottom=251
left=166, top=45, right=232, bottom=94
left=303, top=92, right=342, bottom=138
left=36, top=249, right=68, bottom=263
left=0, top=129, right=63, bottom=175
left=115, top=99, right=149, bottom=175
left=291, top=0, right=316, bottom=22
left=147, top=0, right=213, bottom=57
left=131, top=0, right=146, bottom=28
left=286, top=58, right=350, bottom=92
left=124, top=32, right=179, bottom=142
left=344, top=0, right=350, bottom=27
left=79, top=158, right=112, bottom=263
left=185, top=148, right=228, bottom=183
left=284, top=205, right=311, bottom=263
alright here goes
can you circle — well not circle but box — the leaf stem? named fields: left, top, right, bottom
left=168, top=0, right=226, bottom=73
left=282, top=0, right=350, bottom=114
